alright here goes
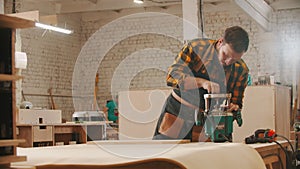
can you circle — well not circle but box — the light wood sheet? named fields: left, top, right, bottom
left=13, top=141, right=266, bottom=169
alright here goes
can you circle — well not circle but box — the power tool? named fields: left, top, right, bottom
left=245, top=129, right=276, bottom=144
left=195, top=93, right=243, bottom=142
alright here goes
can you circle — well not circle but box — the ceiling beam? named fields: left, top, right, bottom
left=270, top=0, right=300, bottom=10
left=234, top=0, right=272, bottom=31
left=88, top=0, right=98, bottom=4
left=57, top=0, right=182, bottom=14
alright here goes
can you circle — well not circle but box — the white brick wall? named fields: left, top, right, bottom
left=203, top=8, right=300, bottom=87
left=20, top=14, right=81, bottom=121
left=77, top=11, right=183, bottom=111
left=273, top=9, right=300, bottom=85
left=9, top=2, right=298, bottom=121
left=0, top=0, right=4, bottom=14
left=79, top=7, right=300, bottom=117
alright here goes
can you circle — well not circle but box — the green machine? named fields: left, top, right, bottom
left=202, top=93, right=242, bottom=142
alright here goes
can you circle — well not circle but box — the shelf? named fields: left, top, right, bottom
left=0, top=74, right=22, bottom=81
left=0, top=14, right=35, bottom=29
left=0, top=155, right=26, bottom=164
left=0, top=139, right=26, bottom=147
left=0, top=14, right=34, bottom=168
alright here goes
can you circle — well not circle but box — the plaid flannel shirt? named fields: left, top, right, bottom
left=167, top=39, right=249, bottom=108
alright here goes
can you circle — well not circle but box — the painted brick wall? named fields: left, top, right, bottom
left=273, top=9, right=300, bottom=85
left=3, top=0, right=82, bottom=120
left=203, top=8, right=300, bottom=86
left=80, top=6, right=256, bottom=110
left=77, top=8, right=183, bottom=111
left=0, top=0, right=3, bottom=14
left=80, top=6, right=299, bottom=114
left=203, top=9, right=262, bottom=81
left=8, top=2, right=298, bottom=121
left=20, top=14, right=81, bottom=121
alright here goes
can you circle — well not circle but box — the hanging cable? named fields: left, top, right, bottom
left=276, top=134, right=295, bottom=153
left=12, top=0, right=16, bottom=13
left=273, top=140, right=293, bottom=169
left=199, top=0, right=204, bottom=37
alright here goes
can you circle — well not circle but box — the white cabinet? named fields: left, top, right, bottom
left=18, top=109, right=62, bottom=124
left=233, top=85, right=291, bottom=142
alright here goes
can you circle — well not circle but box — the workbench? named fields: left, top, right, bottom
left=16, top=122, right=110, bottom=147
left=250, top=141, right=290, bottom=169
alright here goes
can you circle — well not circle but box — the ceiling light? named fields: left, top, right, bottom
left=134, top=0, right=144, bottom=4
left=35, top=22, right=73, bottom=34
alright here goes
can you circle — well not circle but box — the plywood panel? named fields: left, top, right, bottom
left=33, top=126, right=53, bottom=142
left=119, top=89, right=172, bottom=140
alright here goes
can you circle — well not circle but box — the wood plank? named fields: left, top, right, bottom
left=88, top=139, right=191, bottom=145
left=0, top=14, right=35, bottom=29
left=0, top=155, right=26, bottom=164
left=0, top=74, right=22, bottom=81
left=251, top=141, right=289, bottom=152
left=6, top=11, right=39, bottom=22
left=16, top=126, right=34, bottom=148
left=9, top=165, right=36, bottom=169
left=0, top=139, right=26, bottom=147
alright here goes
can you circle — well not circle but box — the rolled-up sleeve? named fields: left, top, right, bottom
left=230, top=60, right=249, bottom=109
left=166, top=44, right=194, bottom=88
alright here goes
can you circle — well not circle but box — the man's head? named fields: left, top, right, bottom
left=217, top=26, right=249, bottom=66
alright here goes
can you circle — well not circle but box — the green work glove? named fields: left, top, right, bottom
left=233, top=111, right=243, bottom=127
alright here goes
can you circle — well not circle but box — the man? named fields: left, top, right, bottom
left=153, top=26, right=249, bottom=142
left=104, top=95, right=119, bottom=123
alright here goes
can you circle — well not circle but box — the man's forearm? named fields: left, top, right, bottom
left=183, top=76, right=220, bottom=93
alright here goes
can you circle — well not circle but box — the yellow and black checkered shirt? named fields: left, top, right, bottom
left=167, top=39, right=249, bottom=108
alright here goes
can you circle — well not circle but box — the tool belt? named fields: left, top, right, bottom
left=158, top=91, right=207, bottom=141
